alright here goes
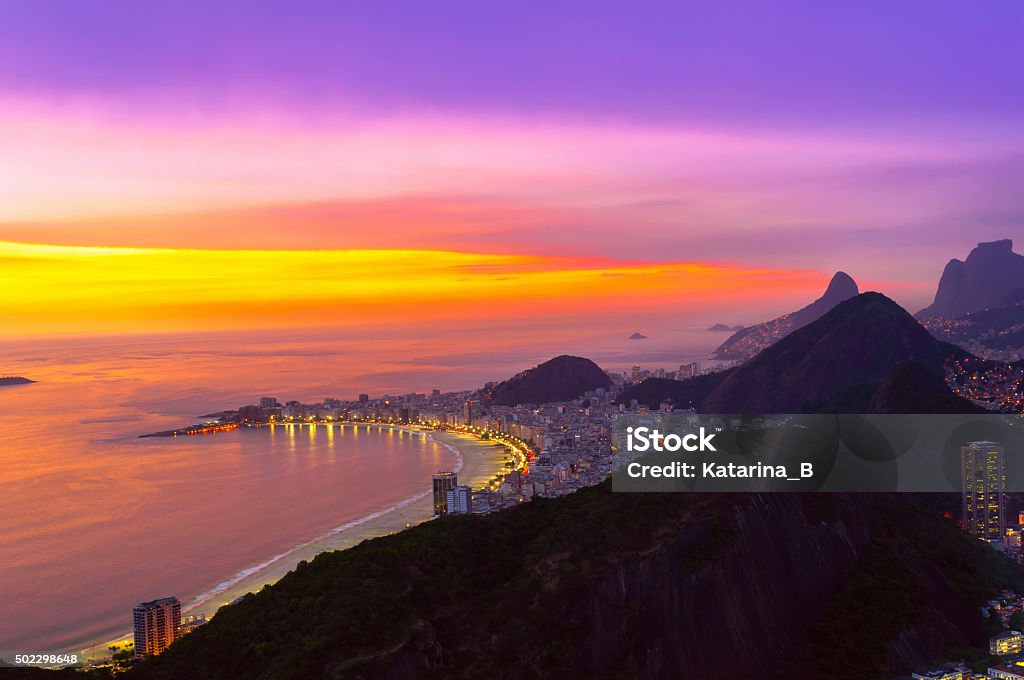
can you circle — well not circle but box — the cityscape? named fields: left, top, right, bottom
left=5, top=2, right=1024, bottom=679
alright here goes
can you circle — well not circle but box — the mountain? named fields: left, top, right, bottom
left=704, top=292, right=973, bottom=413
left=124, top=485, right=1022, bottom=680
left=917, top=239, right=1024, bottom=319
left=628, top=332, right=648, bottom=339
left=482, top=355, right=611, bottom=406
left=623, top=292, right=978, bottom=414
left=714, top=271, right=859, bottom=359
left=0, top=376, right=34, bottom=387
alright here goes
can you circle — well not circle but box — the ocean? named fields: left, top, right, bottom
left=0, top=322, right=719, bottom=652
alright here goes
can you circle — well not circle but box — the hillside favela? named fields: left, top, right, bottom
left=4, top=3, right=1024, bottom=680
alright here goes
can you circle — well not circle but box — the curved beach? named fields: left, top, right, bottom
left=81, top=428, right=507, bottom=660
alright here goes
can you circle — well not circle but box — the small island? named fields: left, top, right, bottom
left=628, top=332, right=648, bottom=340
left=0, top=376, right=35, bottom=387
left=708, top=323, right=745, bottom=332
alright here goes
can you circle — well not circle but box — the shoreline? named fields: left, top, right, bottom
left=77, top=426, right=508, bottom=662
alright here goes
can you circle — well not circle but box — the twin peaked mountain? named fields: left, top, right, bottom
left=482, top=242, right=1024, bottom=413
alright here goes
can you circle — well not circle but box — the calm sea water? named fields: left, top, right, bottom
left=0, top=323, right=719, bottom=651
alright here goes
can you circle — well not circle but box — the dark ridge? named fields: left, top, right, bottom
left=701, top=292, right=972, bottom=413
left=715, top=271, right=859, bottom=359
left=482, top=355, right=611, bottom=406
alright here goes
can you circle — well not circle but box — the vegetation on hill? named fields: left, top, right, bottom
left=483, top=355, right=611, bottom=406
left=116, top=485, right=1024, bottom=680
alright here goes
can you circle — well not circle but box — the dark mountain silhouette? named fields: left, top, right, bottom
left=0, top=376, right=34, bottom=387
left=628, top=332, right=648, bottom=339
left=715, top=271, right=859, bottom=359
left=704, top=292, right=971, bottom=413
left=484, top=355, right=611, bottom=406
left=917, top=239, right=1024, bottom=319
left=623, top=293, right=977, bottom=414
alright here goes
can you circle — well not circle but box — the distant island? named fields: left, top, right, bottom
left=628, top=332, right=648, bottom=339
left=708, top=323, right=744, bottom=331
left=0, top=376, right=34, bottom=387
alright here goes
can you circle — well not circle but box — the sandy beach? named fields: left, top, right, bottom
left=80, top=428, right=508, bottom=660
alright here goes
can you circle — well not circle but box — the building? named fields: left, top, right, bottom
left=358, top=394, right=369, bottom=403
left=678, top=362, right=702, bottom=379
left=258, top=397, right=278, bottom=408
left=432, top=471, right=457, bottom=516
left=992, top=630, right=1023, bottom=655
left=446, top=485, right=472, bottom=514
left=463, top=400, right=474, bottom=425
left=990, top=664, right=1024, bottom=680
left=133, top=597, right=181, bottom=657
left=911, top=669, right=965, bottom=680
left=179, top=615, right=208, bottom=636
left=962, top=441, right=1006, bottom=541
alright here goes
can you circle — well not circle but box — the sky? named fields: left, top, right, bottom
left=2, top=1, right=1023, bottom=335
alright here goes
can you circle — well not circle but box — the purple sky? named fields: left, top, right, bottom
left=3, top=2, right=1022, bottom=125
left=1, top=1, right=1023, bottom=312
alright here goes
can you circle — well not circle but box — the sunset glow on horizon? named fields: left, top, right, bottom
left=0, top=240, right=828, bottom=337
left=3, top=1, right=1024, bottom=332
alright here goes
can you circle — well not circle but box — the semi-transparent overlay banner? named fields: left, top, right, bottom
left=611, top=413, right=1024, bottom=492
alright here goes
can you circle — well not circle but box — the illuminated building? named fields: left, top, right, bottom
left=990, top=664, right=1024, bottom=680
left=133, top=597, right=181, bottom=657
left=962, top=440, right=1006, bottom=541
left=992, top=630, right=1023, bottom=655
left=432, top=471, right=457, bottom=516
left=446, top=485, right=472, bottom=514
left=911, top=670, right=965, bottom=680
left=463, top=400, right=474, bottom=425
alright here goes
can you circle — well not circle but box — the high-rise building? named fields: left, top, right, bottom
left=678, top=362, right=702, bottom=379
left=463, top=400, right=474, bottom=425
left=432, top=471, right=457, bottom=516
left=358, top=394, right=369, bottom=403
left=133, top=597, right=181, bottom=657
left=962, top=440, right=1006, bottom=541
left=259, top=397, right=278, bottom=408
left=446, top=485, right=472, bottom=514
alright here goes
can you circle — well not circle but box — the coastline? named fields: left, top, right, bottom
left=79, top=427, right=507, bottom=661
